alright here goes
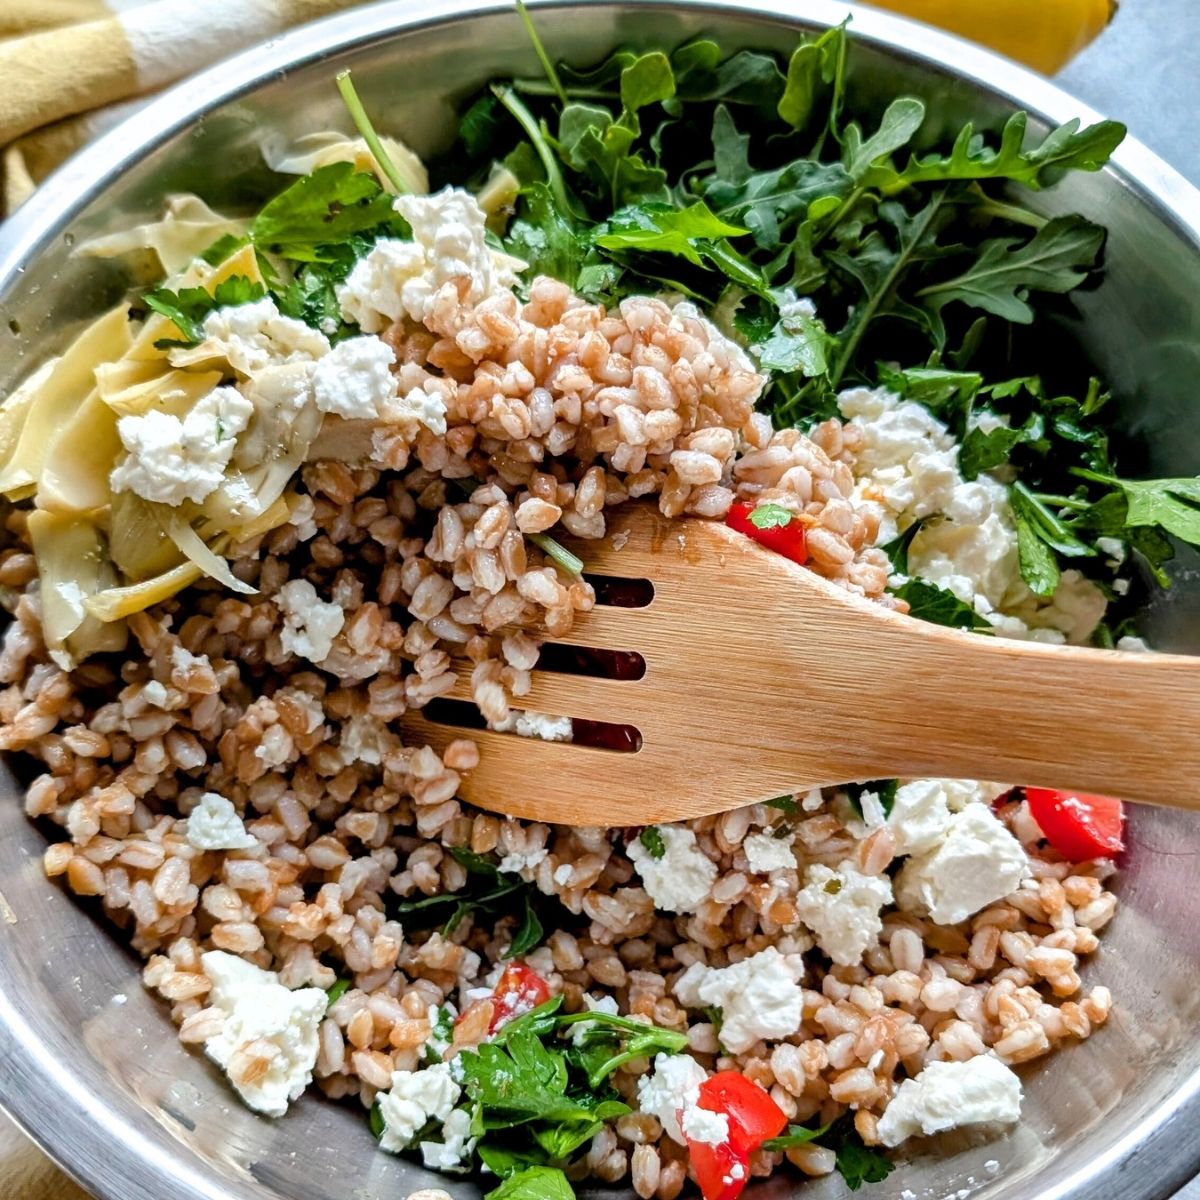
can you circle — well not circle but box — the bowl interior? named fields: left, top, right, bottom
left=1, top=4, right=1200, bottom=1200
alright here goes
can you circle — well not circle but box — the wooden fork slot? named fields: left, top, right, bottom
left=446, top=662, right=658, bottom=726
left=583, top=574, right=654, bottom=608
left=412, top=704, right=642, bottom=755
left=536, top=643, right=646, bottom=681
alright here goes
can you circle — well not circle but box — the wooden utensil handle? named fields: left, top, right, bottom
left=841, top=617, right=1200, bottom=807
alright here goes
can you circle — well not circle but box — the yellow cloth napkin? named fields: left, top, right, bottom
left=0, top=0, right=362, bottom=214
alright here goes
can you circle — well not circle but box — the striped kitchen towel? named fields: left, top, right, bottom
left=0, top=0, right=362, bottom=214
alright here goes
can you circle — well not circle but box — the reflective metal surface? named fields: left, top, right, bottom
left=0, top=3, right=1199, bottom=1199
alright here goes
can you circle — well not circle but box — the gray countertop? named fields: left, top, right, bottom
left=1056, top=0, right=1200, bottom=185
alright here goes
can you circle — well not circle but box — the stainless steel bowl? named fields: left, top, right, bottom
left=2, top=3, right=1199, bottom=1199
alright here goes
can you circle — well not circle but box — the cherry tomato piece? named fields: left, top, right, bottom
left=725, top=501, right=808, bottom=565
left=698, top=1071, right=789, bottom=1152
left=687, top=1135, right=751, bottom=1200
left=488, top=962, right=551, bottom=1032
left=1024, top=788, right=1125, bottom=861
left=686, top=1072, right=789, bottom=1200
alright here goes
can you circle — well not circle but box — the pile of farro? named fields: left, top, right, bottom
left=1, top=20, right=1176, bottom=1200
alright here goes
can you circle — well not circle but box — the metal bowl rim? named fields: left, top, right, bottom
left=1, top=3, right=1199, bottom=1199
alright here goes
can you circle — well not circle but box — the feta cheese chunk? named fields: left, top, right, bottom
left=627, top=825, right=717, bottom=914
left=337, top=188, right=523, bottom=334
left=497, top=847, right=549, bottom=876
left=377, top=1062, right=461, bottom=1153
left=495, top=708, right=574, bottom=743
left=673, top=947, right=804, bottom=1054
left=311, top=334, right=397, bottom=419
left=795, top=860, right=892, bottom=966
left=199, top=950, right=326, bottom=1117
left=636, top=1053, right=728, bottom=1146
left=185, top=792, right=256, bottom=851
left=338, top=713, right=399, bottom=766
left=276, top=579, right=345, bottom=664
left=174, top=297, right=330, bottom=375
left=896, top=805, right=1028, bottom=925
left=888, top=778, right=1001, bottom=856
left=110, top=386, right=253, bottom=505
left=420, top=1106, right=477, bottom=1171
left=743, top=830, right=797, bottom=874
left=876, top=1056, right=1023, bottom=1147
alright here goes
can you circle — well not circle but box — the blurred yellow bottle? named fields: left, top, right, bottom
left=866, top=0, right=1116, bottom=74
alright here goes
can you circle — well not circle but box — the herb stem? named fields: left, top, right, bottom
left=528, top=532, right=584, bottom=579
left=1033, top=492, right=1090, bottom=511
left=515, top=0, right=568, bottom=106
left=335, top=70, right=411, bottom=196
left=491, top=84, right=573, bottom=218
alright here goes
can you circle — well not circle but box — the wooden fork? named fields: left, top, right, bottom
left=403, top=503, right=1200, bottom=825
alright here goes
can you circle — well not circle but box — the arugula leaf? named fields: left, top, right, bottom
left=198, top=233, right=249, bottom=266
left=875, top=365, right=983, bottom=418
left=890, top=578, right=992, bottom=631
left=778, top=24, right=847, bottom=133
left=844, top=97, right=926, bottom=184
left=1094, top=474, right=1200, bottom=544
left=670, top=42, right=787, bottom=114
left=752, top=303, right=832, bottom=377
left=836, top=1131, right=895, bottom=1190
left=368, top=1100, right=385, bottom=1140
left=960, top=412, right=1044, bottom=478
left=594, top=201, right=747, bottom=266
left=485, top=1165, right=575, bottom=1200
left=639, top=826, right=666, bottom=859
left=250, top=162, right=397, bottom=258
left=478, top=1143, right=549, bottom=1179
left=559, top=1010, right=687, bottom=1087
left=887, top=112, right=1126, bottom=191
left=507, top=182, right=587, bottom=283
left=143, top=275, right=266, bottom=345
left=844, top=779, right=899, bottom=818
left=748, top=502, right=796, bottom=530
left=880, top=520, right=923, bottom=574
left=764, top=1121, right=831, bottom=1151
left=510, top=894, right=545, bottom=959
left=325, top=978, right=351, bottom=1008
left=917, top=215, right=1105, bottom=324
left=765, top=795, right=799, bottom=814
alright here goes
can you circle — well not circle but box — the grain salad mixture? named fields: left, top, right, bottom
left=1, top=11, right=1197, bottom=1200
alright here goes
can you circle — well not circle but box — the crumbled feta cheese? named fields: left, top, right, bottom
left=175, top=297, right=330, bottom=375
left=185, top=792, right=256, bottom=851
left=311, top=334, right=397, bottom=419
left=199, top=950, right=326, bottom=1117
left=496, top=708, right=574, bottom=743
left=254, top=724, right=292, bottom=768
left=1006, top=568, right=1108, bottom=645
left=339, top=713, right=399, bottom=765
left=420, top=1106, right=476, bottom=1171
left=142, top=681, right=169, bottom=708
left=338, top=188, right=523, bottom=334
left=895, top=805, right=1028, bottom=925
left=909, top=510, right=1023, bottom=614
left=795, top=860, right=892, bottom=966
left=385, top=385, right=450, bottom=437
left=1095, top=535, right=1126, bottom=563
left=110, top=386, right=253, bottom=505
left=888, top=778, right=1000, bottom=855
left=876, top=1056, right=1023, bottom=1146
left=276, top=579, right=345, bottom=664
left=553, top=863, right=574, bottom=886
left=377, top=1062, right=461, bottom=1153
left=636, top=1053, right=728, bottom=1146
left=743, top=830, right=796, bottom=874
left=1118, top=634, right=1149, bottom=652
left=288, top=493, right=318, bottom=541
left=497, top=847, right=549, bottom=876
left=673, top=947, right=804, bottom=1053
left=627, top=825, right=717, bottom=914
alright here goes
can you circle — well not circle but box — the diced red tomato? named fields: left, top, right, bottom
left=725, top=501, right=808, bottom=565
left=686, top=1072, right=788, bottom=1200
left=687, top=1136, right=751, bottom=1200
left=487, top=962, right=551, bottom=1032
left=1024, top=788, right=1125, bottom=862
